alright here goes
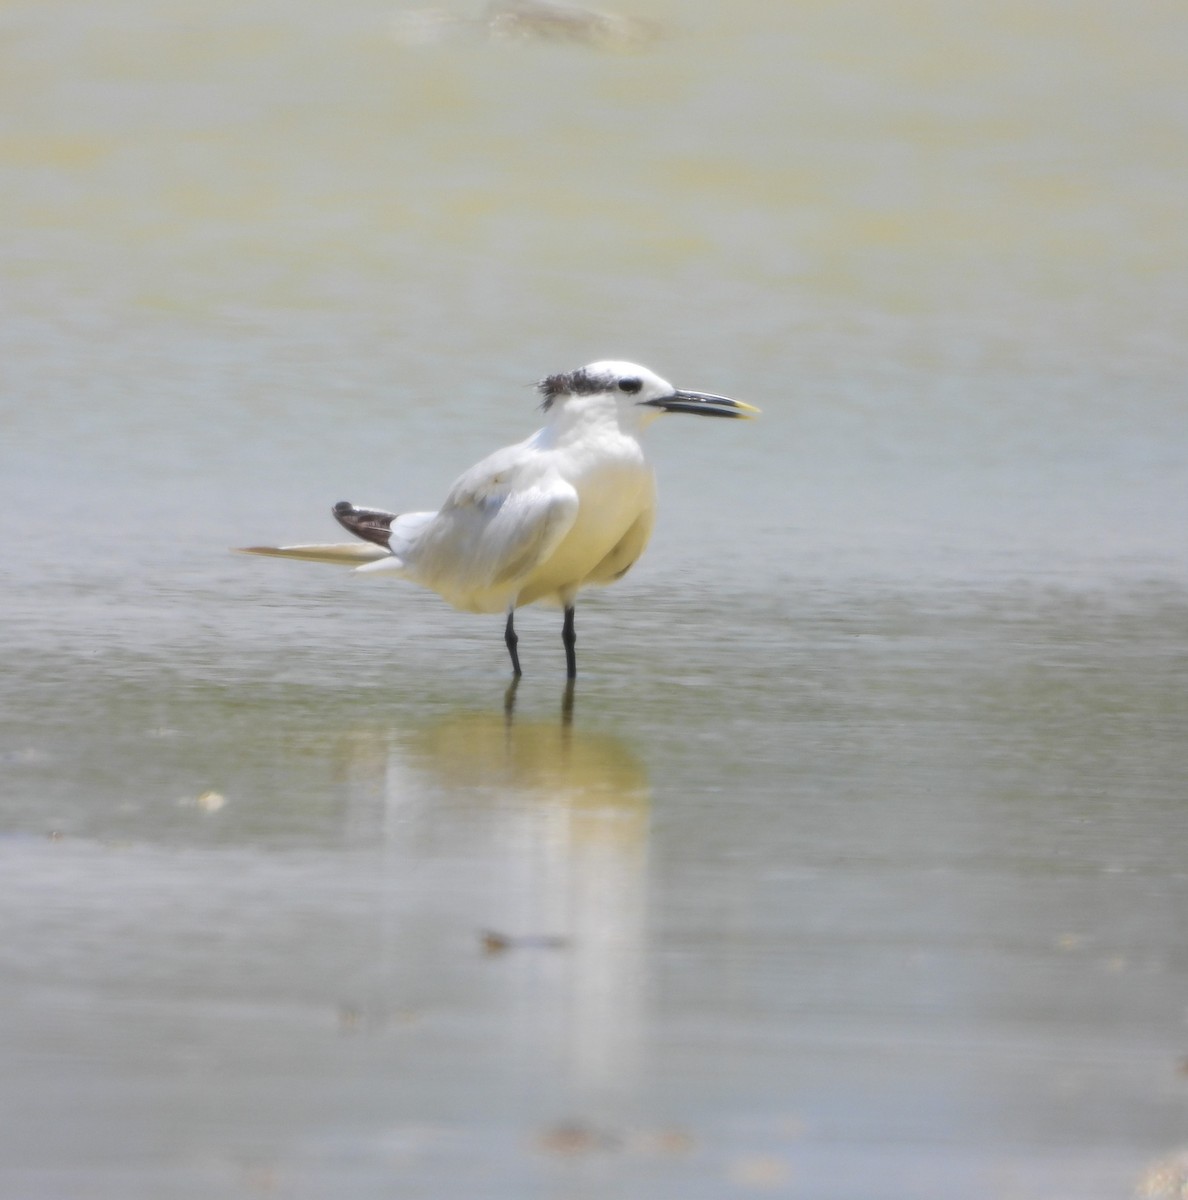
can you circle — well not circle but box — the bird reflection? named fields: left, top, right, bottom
left=333, top=694, right=651, bottom=1110
left=504, top=675, right=574, bottom=727
left=418, top=693, right=647, bottom=815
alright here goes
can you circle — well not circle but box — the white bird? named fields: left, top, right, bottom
left=240, top=360, right=757, bottom=678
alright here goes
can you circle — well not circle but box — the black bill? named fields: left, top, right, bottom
left=641, top=389, right=760, bottom=418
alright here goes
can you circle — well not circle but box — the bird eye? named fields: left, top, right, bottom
left=618, top=377, right=642, bottom=394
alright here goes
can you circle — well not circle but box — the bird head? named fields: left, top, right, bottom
left=537, top=361, right=758, bottom=432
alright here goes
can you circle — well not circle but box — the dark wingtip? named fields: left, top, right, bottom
left=332, top=501, right=399, bottom=549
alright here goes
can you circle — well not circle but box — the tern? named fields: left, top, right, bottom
left=240, top=360, right=757, bottom=678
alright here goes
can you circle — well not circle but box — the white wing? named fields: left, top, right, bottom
left=398, top=442, right=580, bottom=612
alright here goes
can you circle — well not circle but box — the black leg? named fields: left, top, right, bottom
left=562, top=605, right=577, bottom=680
left=504, top=610, right=522, bottom=677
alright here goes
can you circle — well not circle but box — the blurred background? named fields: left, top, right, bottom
left=1, top=1, right=1186, bottom=1197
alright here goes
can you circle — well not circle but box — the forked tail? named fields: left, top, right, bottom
left=236, top=542, right=390, bottom=566
left=237, top=501, right=435, bottom=570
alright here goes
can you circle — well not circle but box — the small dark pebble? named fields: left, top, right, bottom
left=481, top=929, right=570, bottom=955
left=536, top=1121, right=619, bottom=1156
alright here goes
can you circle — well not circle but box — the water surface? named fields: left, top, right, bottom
left=2, top=1, right=1187, bottom=1196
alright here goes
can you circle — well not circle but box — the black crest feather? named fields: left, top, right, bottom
left=537, top=367, right=616, bottom=410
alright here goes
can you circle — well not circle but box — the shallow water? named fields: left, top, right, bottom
left=2, top=0, right=1187, bottom=1196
